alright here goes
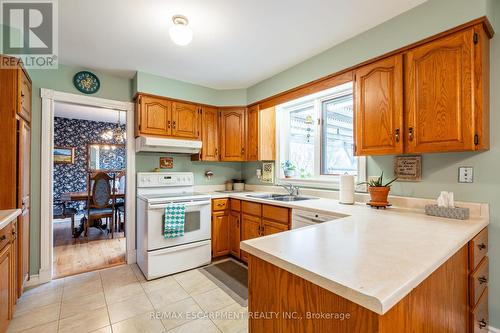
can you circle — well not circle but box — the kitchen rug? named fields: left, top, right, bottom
left=200, top=259, right=248, bottom=306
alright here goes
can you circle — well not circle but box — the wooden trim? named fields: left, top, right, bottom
left=133, top=92, right=245, bottom=109
left=249, top=16, right=493, bottom=109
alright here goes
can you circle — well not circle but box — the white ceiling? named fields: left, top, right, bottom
left=59, top=0, right=426, bottom=89
left=55, top=102, right=126, bottom=124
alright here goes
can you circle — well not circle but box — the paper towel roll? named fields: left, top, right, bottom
left=339, top=174, right=355, bottom=204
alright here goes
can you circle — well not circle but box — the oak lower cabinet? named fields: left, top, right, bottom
left=246, top=105, right=276, bottom=161
left=211, top=199, right=230, bottom=258
left=0, top=222, right=15, bottom=333
left=229, top=200, right=241, bottom=258
left=219, top=108, right=247, bottom=161
left=354, top=54, right=403, bottom=155
left=248, top=228, right=488, bottom=333
left=240, top=214, right=262, bottom=263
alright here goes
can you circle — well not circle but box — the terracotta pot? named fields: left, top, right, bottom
left=368, top=186, right=390, bottom=204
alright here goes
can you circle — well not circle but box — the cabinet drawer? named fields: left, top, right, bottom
left=231, top=199, right=241, bottom=212
left=0, top=223, right=12, bottom=251
left=470, top=257, right=488, bottom=307
left=469, top=228, right=488, bottom=269
left=212, top=198, right=229, bottom=211
left=262, top=205, right=289, bottom=225
left=471, top=288, right=488, bottom=333
left=242, top=201, right=262, bottom=216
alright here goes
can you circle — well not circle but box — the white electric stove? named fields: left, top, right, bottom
left=136, top=172, right=211, bottom=280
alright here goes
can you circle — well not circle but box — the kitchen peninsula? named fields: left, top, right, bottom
left=239, top=197, right=489, bottom=332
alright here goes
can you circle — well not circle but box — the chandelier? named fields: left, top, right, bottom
left=101, top=111, right=126, bottom=143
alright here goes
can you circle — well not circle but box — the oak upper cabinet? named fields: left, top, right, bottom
left=220, top=108, right=246, bottom=161
left=212, top=210, right=230, bottom=257
left=171, top=101, right=200, bottom=139
left=405, top=26, right=489, bottom=153
left=136, top=95, right=171, bottom=137
left=354, top=55, right=403, bottom=155
left=196, top=106, right=219, bottom=161
left=246, top=105, right=276, bottom=161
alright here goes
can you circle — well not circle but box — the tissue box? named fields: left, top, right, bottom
left=424, top=204, right=469, bottom=220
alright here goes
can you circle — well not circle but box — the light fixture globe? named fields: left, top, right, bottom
left=169, top=15, right=193, bottom=46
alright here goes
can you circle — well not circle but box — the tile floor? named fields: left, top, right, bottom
left=8, top=264, right=248, bottom=333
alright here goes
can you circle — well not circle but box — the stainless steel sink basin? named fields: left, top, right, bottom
left=246, top=193, right=285, bottom=199
left=246, top=194, right=316, bottom=201
left=271, top=195, right=314, bottom=201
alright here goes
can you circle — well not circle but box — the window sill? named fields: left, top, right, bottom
left=276, top=177, right=366, bottom=191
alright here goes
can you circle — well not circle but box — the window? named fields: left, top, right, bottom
left=277, top=82, right=366, bottom=187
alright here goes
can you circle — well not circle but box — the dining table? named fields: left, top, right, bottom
left=60, top=190, right=126, bottom=202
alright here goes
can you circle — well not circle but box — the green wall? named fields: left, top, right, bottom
left=136, top=153, right=241, bottom=185
left=134, top=71, right=247, bottom=106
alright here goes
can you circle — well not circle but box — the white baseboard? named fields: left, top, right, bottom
left=24, top=274, right=40, bottom=287
left=490, top=326, right=500, bottom=333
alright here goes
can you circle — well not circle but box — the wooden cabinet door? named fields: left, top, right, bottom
left=17, top=119, right=30, bottom=294
left=138, top=95, right=171, bottom=136
left=0, top=243, right=13, bottom=333
left=220, top=108, right=246, bottom=161
left=240, top=214, right=261, bottom=262
left=18, top=69, right=31, bottom=123
left=212, top=211, right=230, bottom=258
left=405, top=29, right=474, bottom=153
left=262, top=220, right=288, bottom=236
left=229, top=211, right=241, bottom=258
left=200, top=106, right=219, bottom=161
left=171, top=102, right=199, bottom=139
left=246, top=105, right=259, bottom=161
left=354, top=55, right=403, bottom=155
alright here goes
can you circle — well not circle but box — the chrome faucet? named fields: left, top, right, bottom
left=278, top=183, right=300, bottom=196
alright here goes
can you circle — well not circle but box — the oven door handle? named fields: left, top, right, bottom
left=148, top=200, right=211, bottom=210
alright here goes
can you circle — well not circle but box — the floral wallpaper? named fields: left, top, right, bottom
left=53, top=117, right=126, bottom=211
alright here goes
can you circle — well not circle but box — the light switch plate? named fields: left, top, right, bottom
left=458, top=167, right=474, bottom=183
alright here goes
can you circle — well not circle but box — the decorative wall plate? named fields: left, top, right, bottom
left=73, top=71, right=100, bottom=94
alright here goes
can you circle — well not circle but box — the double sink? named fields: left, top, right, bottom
left=246, top=193, right=315, bottom=202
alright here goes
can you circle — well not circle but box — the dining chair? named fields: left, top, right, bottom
left=53, top=200, right=78, bottom=241
left=83, top=171, right=116, bottom=240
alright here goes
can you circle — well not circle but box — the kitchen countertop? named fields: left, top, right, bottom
left=209, top=191, right=489, bottom=315
left=0, top=209, right=21, bottom=230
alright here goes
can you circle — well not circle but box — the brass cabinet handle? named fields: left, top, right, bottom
left=241, top=148, right=245, bottom=155
left=167, top=120, right=171, bottom=129
left=0, top=235, right=6, bottom=241
left=408, top=127, right=414, bottom=141
left=478, top=319, right=488, bottom=329
left=173, top=121, right=176, bottom=129
left=395, top=128, right=400, bottom=142
left=478, top=276, right=488, bottom=284
left=217, top=203, right=225, bottom=206
left=215, top=148, right=218, bottom=156
left=478, top=243, right=487, bottom=251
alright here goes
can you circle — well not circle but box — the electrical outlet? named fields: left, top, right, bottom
left=458, top=167, right=474, bottom=183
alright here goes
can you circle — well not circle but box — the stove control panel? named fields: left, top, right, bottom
left=137, top=172, right=194, bottom=187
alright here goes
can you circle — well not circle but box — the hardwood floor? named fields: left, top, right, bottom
left=53, top=217, right=126, bottom=278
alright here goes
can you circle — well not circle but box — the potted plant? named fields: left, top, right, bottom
left=359, top=172, right=397, bottom=205
left=281, top=160, right=296, bottom=178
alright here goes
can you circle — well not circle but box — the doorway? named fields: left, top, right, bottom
left=38, top=90, right=135, bottom=284
left=52, top=103, right=127, bottom=278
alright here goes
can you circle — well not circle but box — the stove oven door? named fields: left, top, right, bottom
left=146, top=199, right=211, bottom=251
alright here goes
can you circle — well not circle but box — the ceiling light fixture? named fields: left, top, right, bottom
left=169, top=15, right=193, bottom=46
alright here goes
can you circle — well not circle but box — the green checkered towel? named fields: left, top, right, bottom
left=164, top=203, right=186, bottom=238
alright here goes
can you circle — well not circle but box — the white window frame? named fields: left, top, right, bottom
left=275, top=83, right=366, bottom=190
